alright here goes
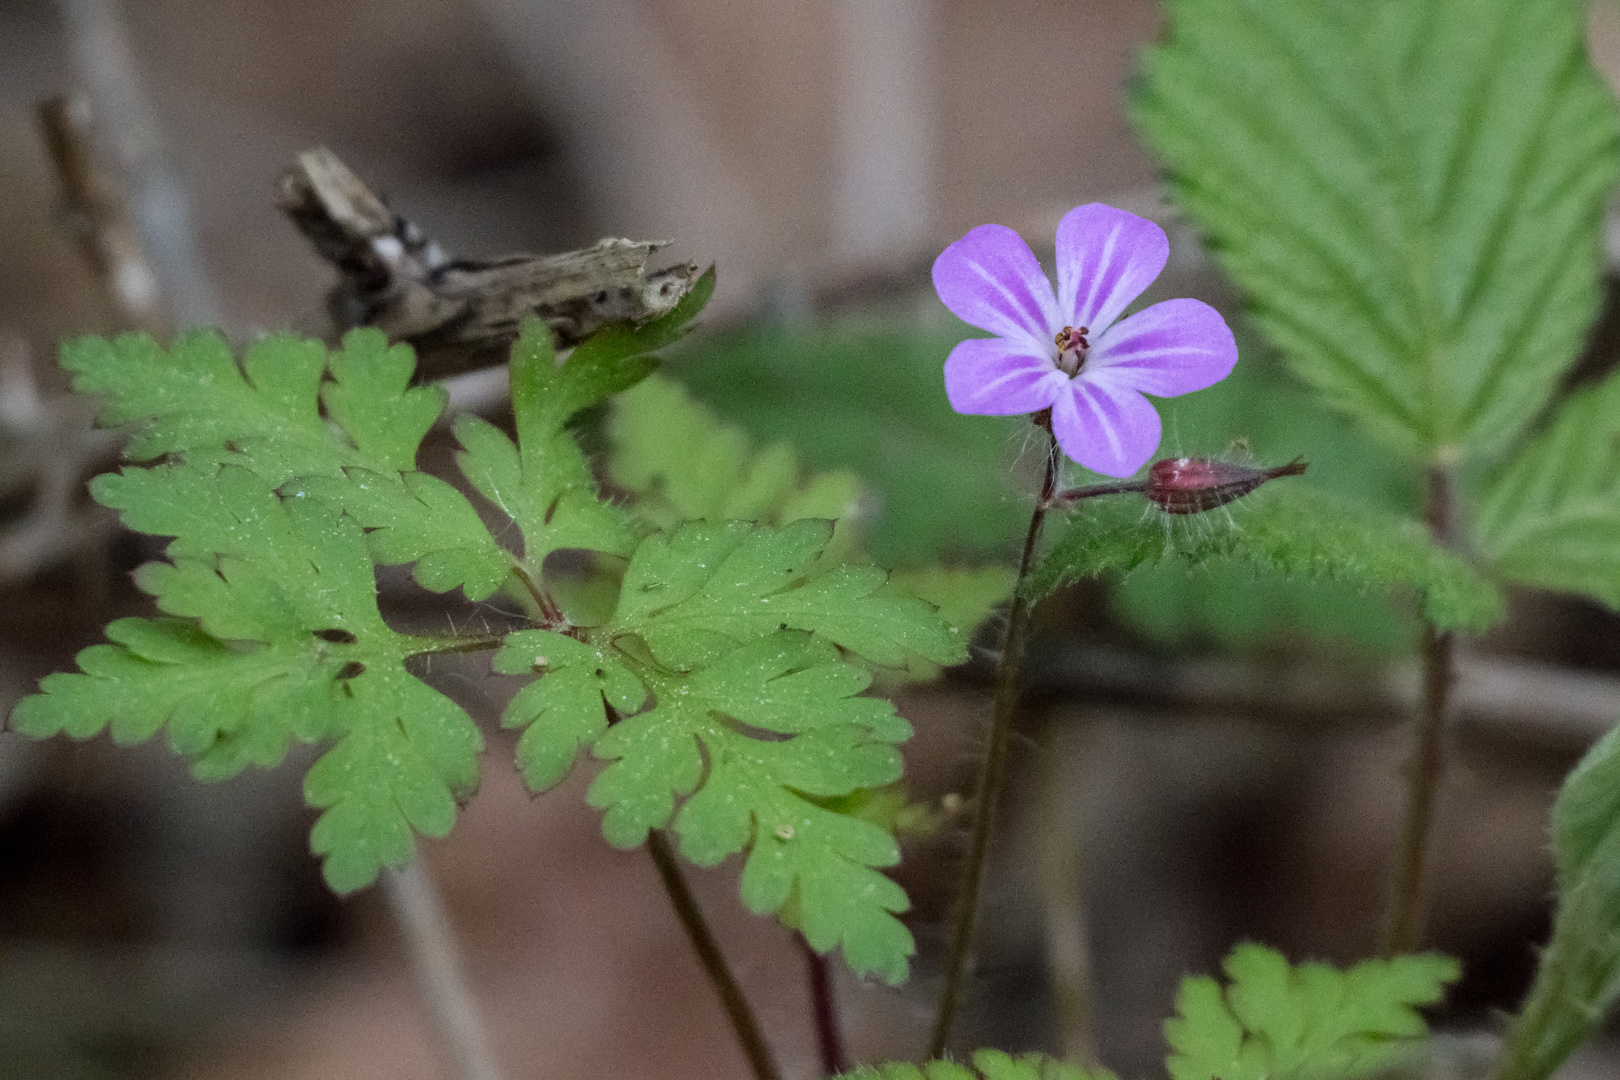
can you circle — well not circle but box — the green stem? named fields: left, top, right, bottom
left=646, top=830, right=782, bottom=1080
left=928, top=416, right=1059, bottom=1058
left=1379, top=465, right=1455, bottom=956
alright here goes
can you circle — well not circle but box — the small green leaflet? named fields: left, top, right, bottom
left=612, top=518, right=967, bottom=671
left=1491, top=723, right=1620, bottom=1080
left=1475, top=369, right=1620, bottom=611
left=1165, top=944, right=1458, bottom=1080
left=588, top=631, right=914, bottom=982
left=494, top=629, right=647, bottom=792
left=840, top=1050, right=1116, bottom=1080
left=450, top=315, right=658, bottom=569
left=1132, top=0, right=1620, bottom=462
left=1028, top=485, right=1502, bottom=635
left=12, top=463, right=480, bottom=892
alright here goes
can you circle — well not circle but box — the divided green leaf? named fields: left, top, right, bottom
left=1028, top=485, right=1502, bottom=634
left=612, top=518, right=967, bottom=670
left=1165, top=944, right=1458, bottom=1080
left=588, top=630, right=913, bottom=982
left=1133, top=0, right=1620, bottom=462
left=12, top=462, right=480, bottom=892
left=449, top=317, right=648, bottom=572
left=1475, top=370, right=1620, bottom=610
left=610, top=371, right=862, bottom=549
left=840, top=1050, right=1116, bottom=1080
left=493, top=516, right=965, bottom=982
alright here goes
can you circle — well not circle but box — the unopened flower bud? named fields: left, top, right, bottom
left=1145, top=456, right=1307, bottom=514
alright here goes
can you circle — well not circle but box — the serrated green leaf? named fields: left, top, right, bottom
left=1029, top=485, right=1502, bottom=634
left=1475, top=370, right=1620, bottom=610
left=1165, top=944, right=1458, bottom=1080
left=12, top=461, right=481, bottom=893
left=839, top=1051, right=1115, bottom=1080
left=586, top=630, right=915, bottom=982
left=612, top=518, right=966, bottom=670
left=1493, top=722, right=1620, bottom=1080
left=1132, top=0, right=1620, bottom=462
left=609, top=372, right=862, bottom=553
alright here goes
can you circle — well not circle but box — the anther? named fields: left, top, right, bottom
left=1054, top=325, right=1091, bottom=377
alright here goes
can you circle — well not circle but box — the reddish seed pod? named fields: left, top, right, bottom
left=1145, top=456, right=1308, bottom=514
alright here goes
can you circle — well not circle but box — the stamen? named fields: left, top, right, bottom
left=1053, top=325, right=1091, bottom=377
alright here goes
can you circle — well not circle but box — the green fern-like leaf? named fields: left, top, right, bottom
left=1165, top=944, right=1458, bottom=1080
left=613, top=518, right=966, bottom=670
left=610, top=371, right=862, bottom=538
left=839, top=1050, right=1116, bottom=1080
left=1132, top=0, right=1620, bottom=462
left=493, top=516, right=965, bottom=982
left=13, top=463, right=478, bottom=892
left=1028, top=485, right=1502, bottom=634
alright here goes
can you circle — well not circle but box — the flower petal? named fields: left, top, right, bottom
left=1054, top=204, right=1169, bottom=335
left=944, top=337, right=1065, bottom=415
left=1052, top=377, right=1162, bottom=478
left=1089, top=298, right=1238, bottom=397
left=933, top=224, right=1061, bottom=349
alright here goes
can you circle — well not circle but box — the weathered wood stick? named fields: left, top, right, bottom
left=276, top=147, right=701, bottom=379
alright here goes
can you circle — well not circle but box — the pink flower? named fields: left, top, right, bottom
left=933, top=203, right=1238, bottom=478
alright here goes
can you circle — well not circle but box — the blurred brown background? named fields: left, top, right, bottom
left=5, top=1, right=1620, bottom=1078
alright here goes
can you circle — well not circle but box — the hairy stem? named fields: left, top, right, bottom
left=510, top=559, right=566, bottom=625
left=409, top=634, right=508, bottom=656
left=1379, top=465, right=1456, bottom=956
left=802, top=935, right=849, bottom=1077
left=646, top=830, right=782, bottom=1080
left=928, top=416, right=1060, bottom=1058
left=382, top=860, right=504, bottom=1080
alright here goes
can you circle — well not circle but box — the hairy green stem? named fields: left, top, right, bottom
left=1379, top=465, right=1456, bottom=956
left=409, top=634, right=508, bottom=656
left=646, top=830, right=782, bottom=1080
left=928, top=417, right=1059, bottom=1058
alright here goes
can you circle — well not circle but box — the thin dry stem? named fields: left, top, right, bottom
left=1037, top=721, right=1098, bottom=1065
left=382, top=861, right=505, bottom=1080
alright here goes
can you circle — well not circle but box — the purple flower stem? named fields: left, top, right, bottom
left=929, top=412, right=1063, bottom=1059
left=1048, top=478, right=1151, bottom=505
left=1379, top=465, right=1456, bottom=956
left=801, top=934, right=848, bottom=1076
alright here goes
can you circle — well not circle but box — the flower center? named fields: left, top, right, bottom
left=1054, top=325, right=1090, bottom=377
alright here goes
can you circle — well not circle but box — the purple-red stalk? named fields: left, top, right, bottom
left=1051, top=456, right=1308, bottom=511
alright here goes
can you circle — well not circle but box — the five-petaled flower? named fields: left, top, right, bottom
left=933, top=203, right=1238, bottom=478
